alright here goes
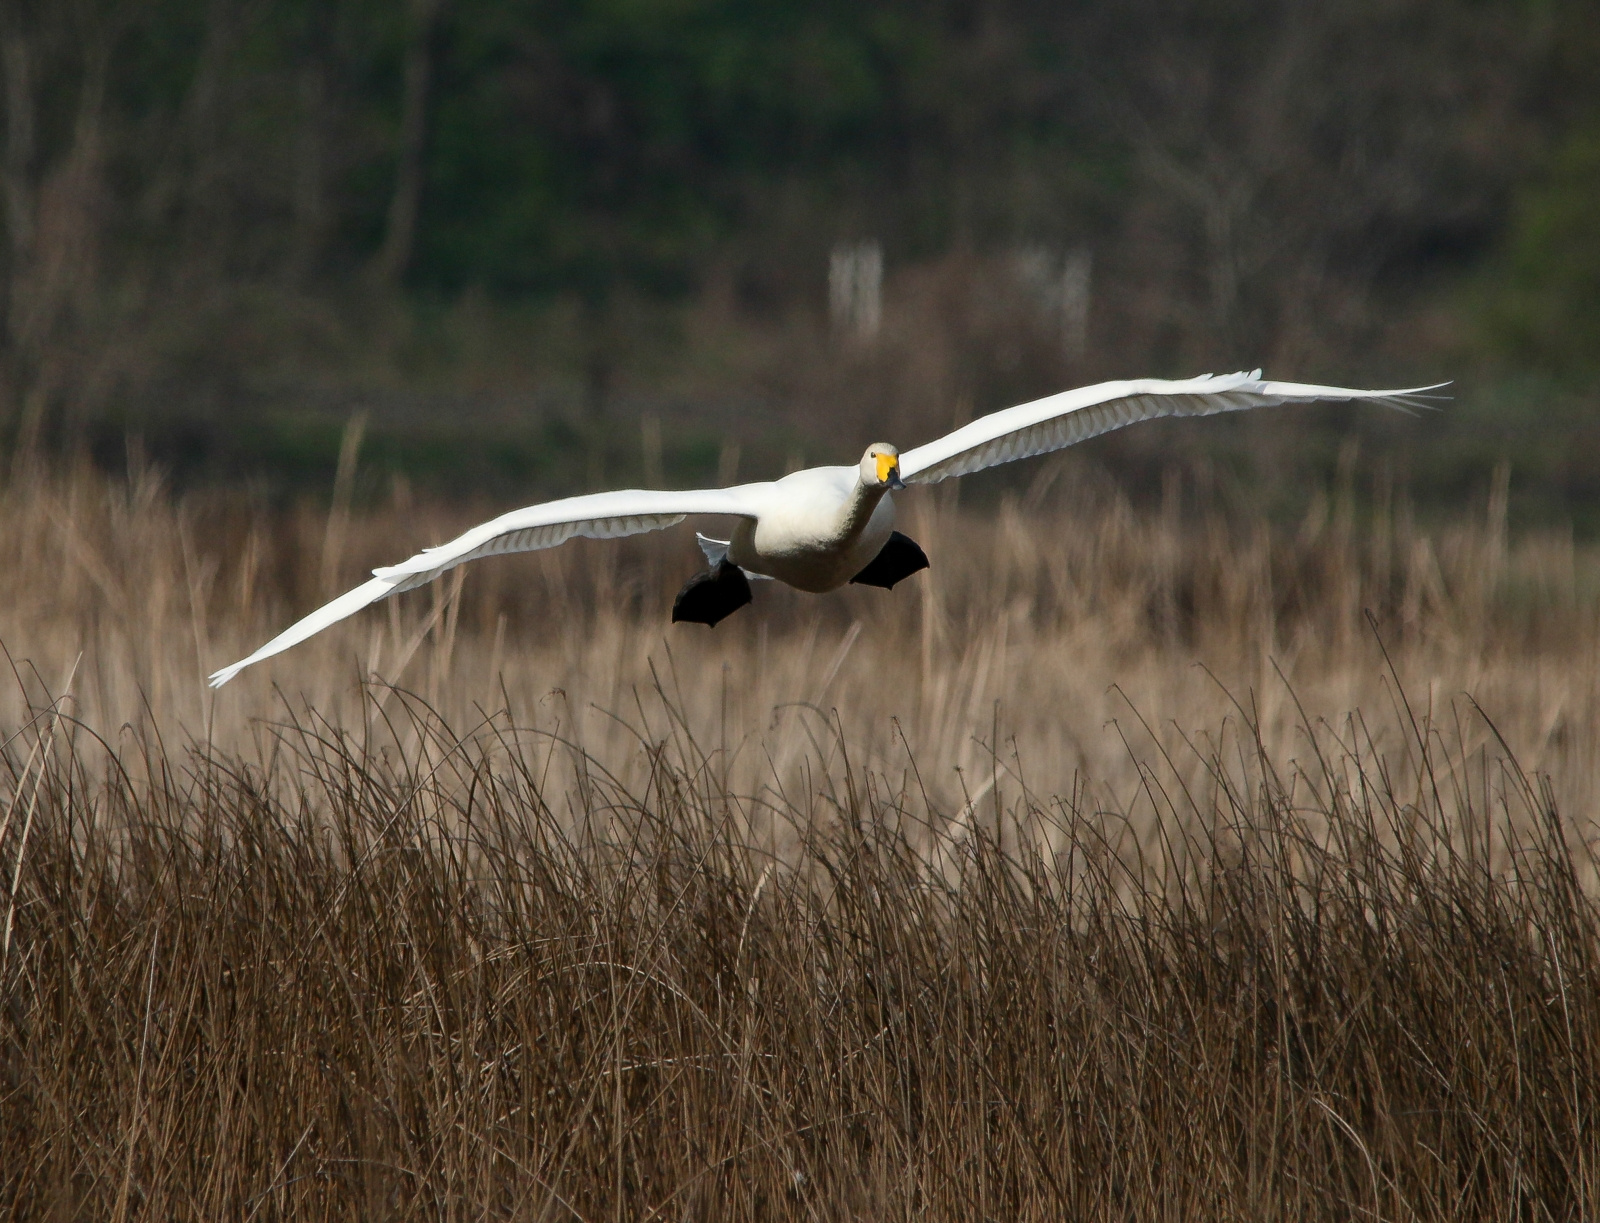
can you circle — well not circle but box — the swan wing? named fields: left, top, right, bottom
left=898, top=372, right=1446, bottom=486
left=209, top=486, right=760, bottom=686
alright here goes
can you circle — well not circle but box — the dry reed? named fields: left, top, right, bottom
left=1, top=460, right=1598, bottom=1218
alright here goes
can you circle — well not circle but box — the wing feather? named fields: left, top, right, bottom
left=209, top=486, right=758, bottom=686
left=899, top=372, right=1445, bottom=485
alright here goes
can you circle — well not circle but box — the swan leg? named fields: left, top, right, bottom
left=849, top=531, right=930, bottom=589
left=672, top=559, right=753, bottom=626
left=695, top=533, right=730, bottom=567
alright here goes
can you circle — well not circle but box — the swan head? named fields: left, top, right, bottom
left=859, top=443, right=904, bottom=491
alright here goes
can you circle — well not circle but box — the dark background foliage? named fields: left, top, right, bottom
left=0, top=0, right=1596, bottom=519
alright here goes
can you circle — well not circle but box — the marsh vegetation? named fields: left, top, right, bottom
left=1, top=462, right=1597, bottom=1218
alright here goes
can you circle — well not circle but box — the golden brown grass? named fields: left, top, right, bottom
left=3, top=457, right=1596, bottom=813
left=2, top=460, right=1598, bottom=1218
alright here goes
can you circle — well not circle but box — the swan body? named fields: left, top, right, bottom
left=727, top=464, right=897, bottom=592
left=208, top=370, right=1441, bottom=686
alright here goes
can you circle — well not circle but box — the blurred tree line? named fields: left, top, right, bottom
left=0, top=0, right=1595, bottom=511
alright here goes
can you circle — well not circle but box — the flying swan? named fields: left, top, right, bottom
left=208, top=371, right=1438, bottom=686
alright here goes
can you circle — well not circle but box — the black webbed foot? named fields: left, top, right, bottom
left=672, top=559, right=753, bottom=626
left=850, top=531, right=930, bottom=589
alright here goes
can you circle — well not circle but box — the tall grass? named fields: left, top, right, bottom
left=1, top=457, right=1595, bottom=811
left=2, top=461, right=1598, bottom=1218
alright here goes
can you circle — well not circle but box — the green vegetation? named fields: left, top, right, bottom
left=1481, top=122, right=1600, bottom=377
left=0, top=0, right=1596, bottom=514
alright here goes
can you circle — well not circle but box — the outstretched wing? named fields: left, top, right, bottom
left=898, top=371, right=1445, bottom=486
left=209, top=486, right=759, bottom=686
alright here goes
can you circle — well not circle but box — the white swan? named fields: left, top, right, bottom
left=208, top=370, right=1439, bottom=686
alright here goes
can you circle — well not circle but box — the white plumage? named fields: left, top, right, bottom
left=208, top=372, right=1440, bottom=686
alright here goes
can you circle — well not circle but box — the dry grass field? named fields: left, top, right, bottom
left=2, top=459, right=1598, bottom=1219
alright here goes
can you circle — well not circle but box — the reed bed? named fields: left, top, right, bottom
left=1, top=460, right=1598, bottom=1218
left=1, top=458, right=1596, bottom=812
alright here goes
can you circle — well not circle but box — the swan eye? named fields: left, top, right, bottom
left=875, top=454, right=897, bottom=483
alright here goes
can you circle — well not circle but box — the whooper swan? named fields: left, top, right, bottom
left=208, top=371, right=1438, bottom=686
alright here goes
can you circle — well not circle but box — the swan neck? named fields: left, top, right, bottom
left=842, top=478, right=888, bottom=536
